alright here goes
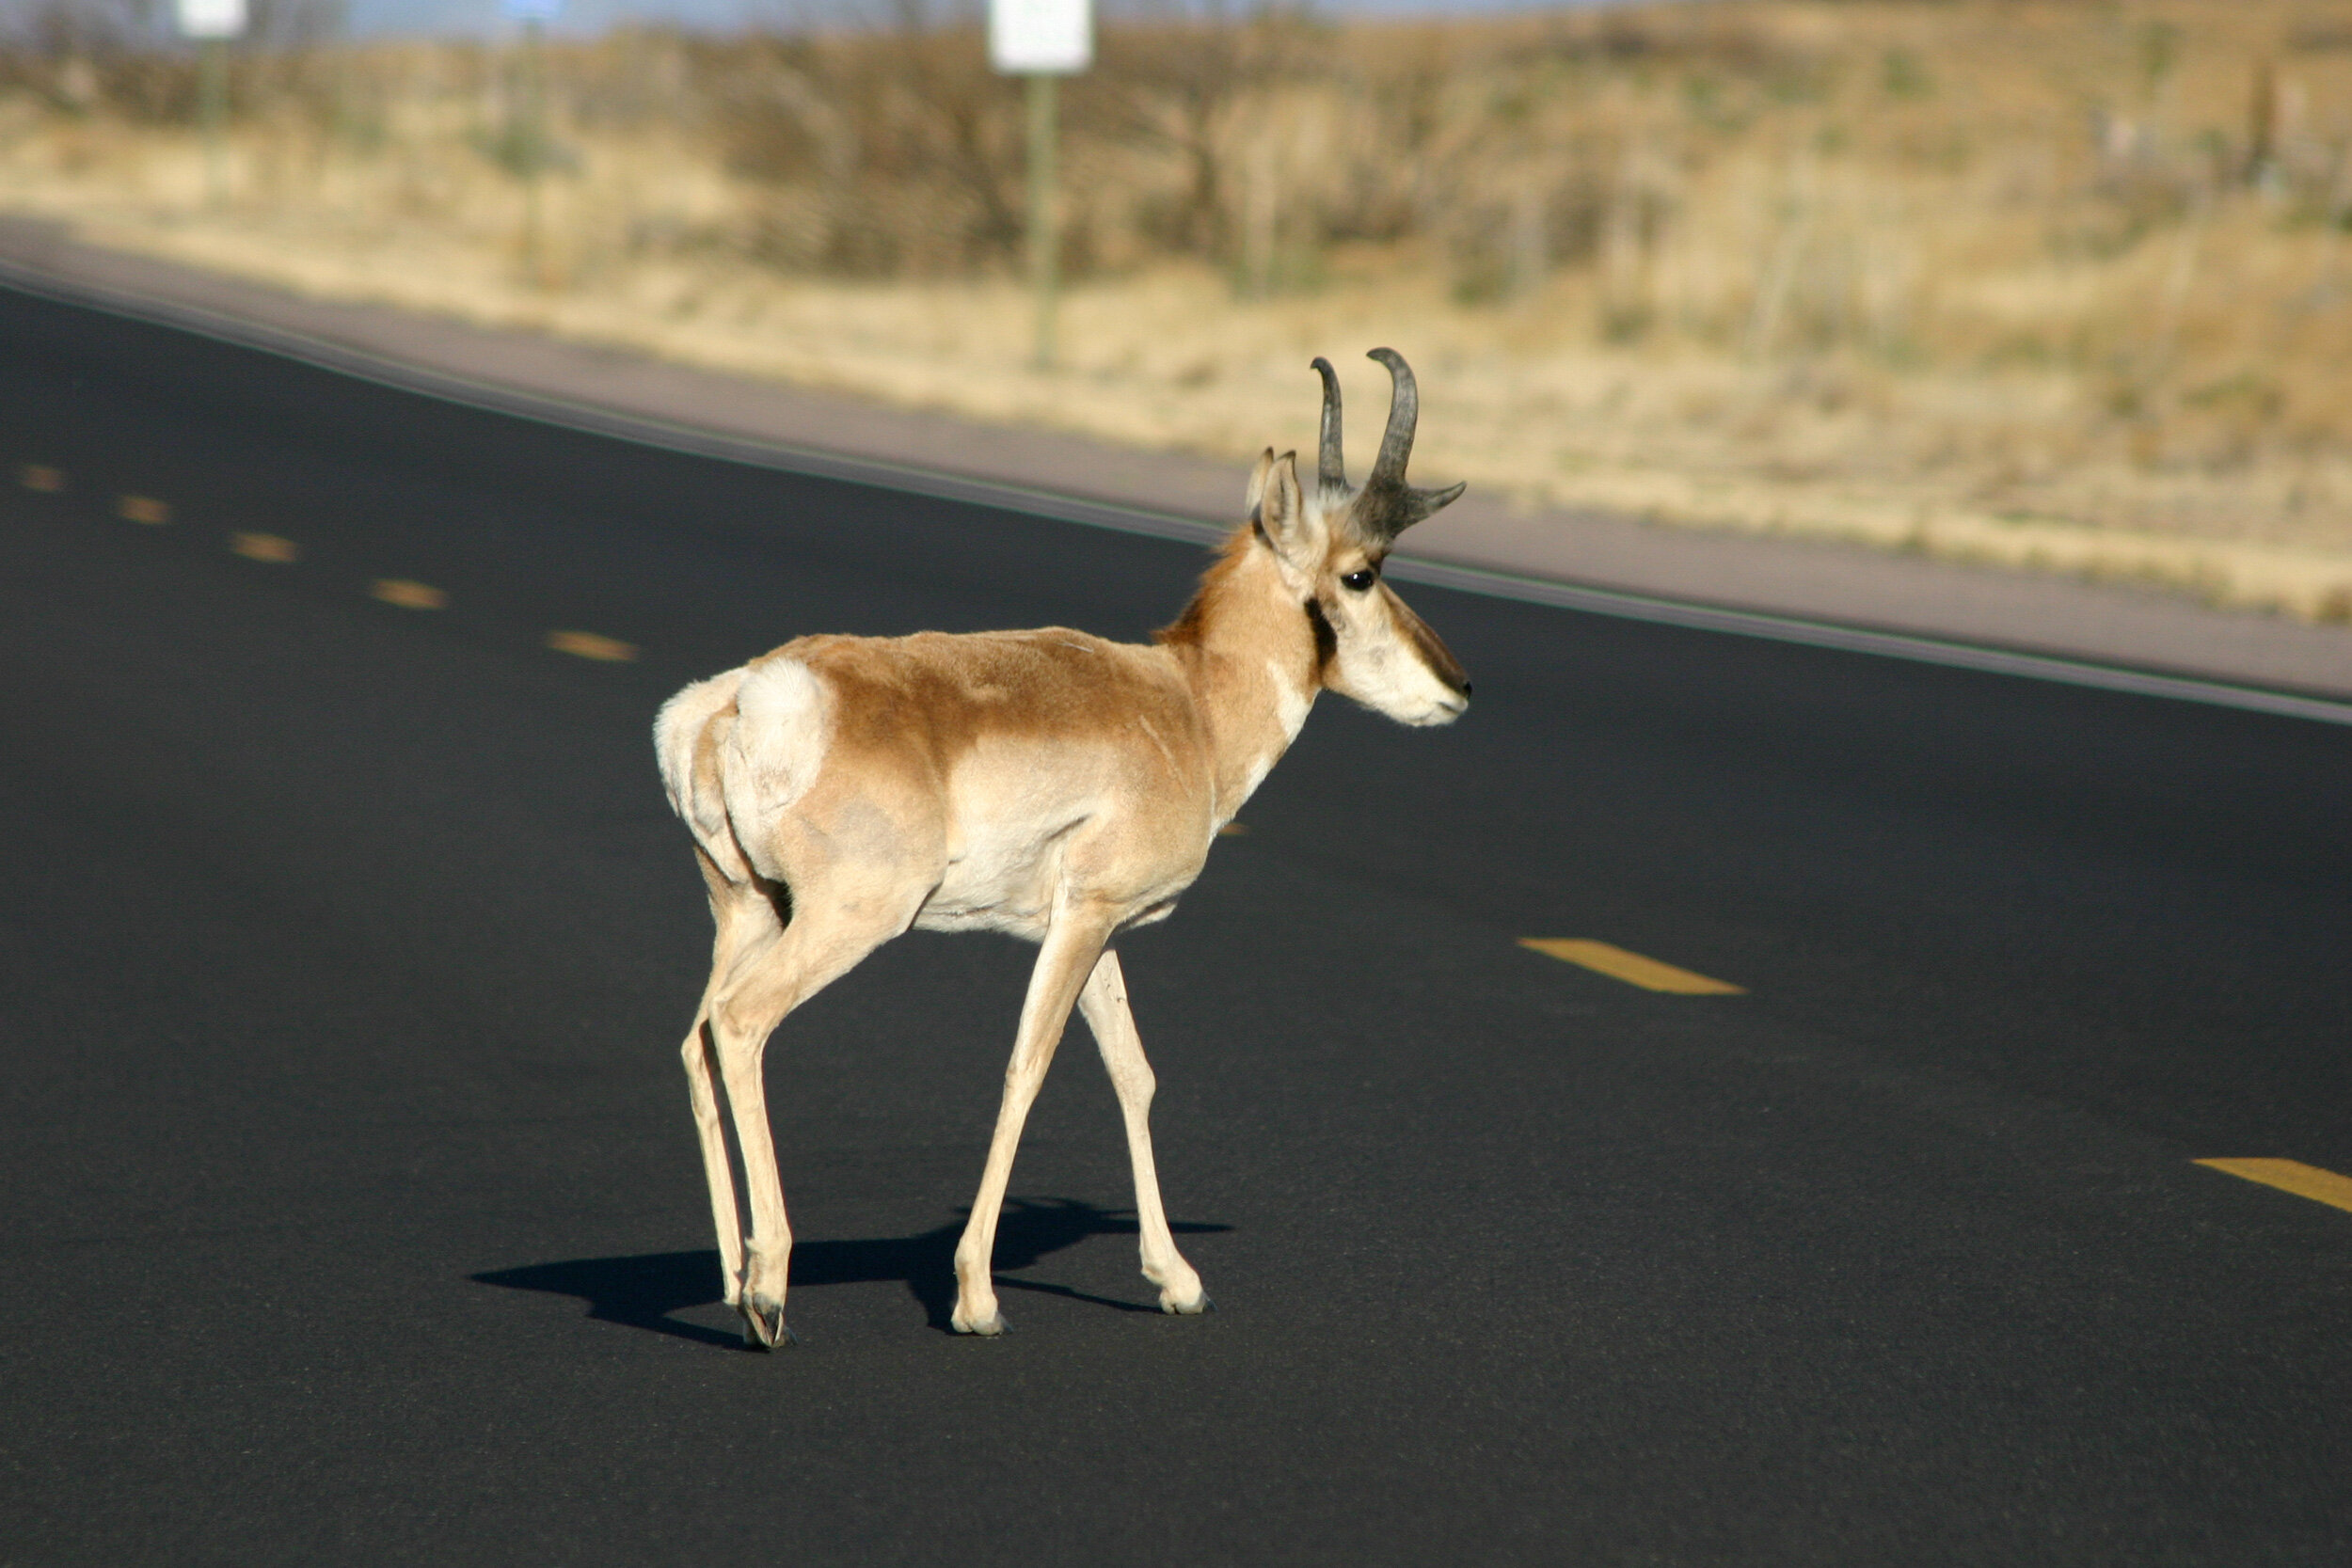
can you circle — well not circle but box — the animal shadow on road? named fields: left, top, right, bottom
left=472, top=1197, right=1232, bottom=1346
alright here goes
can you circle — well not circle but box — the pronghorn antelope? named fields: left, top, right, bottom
left=655, top=349, right=1470, bottom=1347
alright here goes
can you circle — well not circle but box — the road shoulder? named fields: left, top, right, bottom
left=7, top=212, right=2349, bottom=700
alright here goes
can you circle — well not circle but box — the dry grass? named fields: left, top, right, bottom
left=7, top=1, right=2352, bottom=618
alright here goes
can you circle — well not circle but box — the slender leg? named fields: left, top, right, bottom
left=704, top=896, right=901, bottom=1348
left=679, top=881, right=784, bottom=1308
left=1077, top=950, right=1209, bottom=1315
left=950, top=906, right=1119, bottom=1336
left=681, top=1021, right=743, bottom=1306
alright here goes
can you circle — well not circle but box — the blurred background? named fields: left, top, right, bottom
left=6, top=0, right=2351, bottom=622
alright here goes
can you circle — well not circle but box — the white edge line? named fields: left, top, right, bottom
left=8, top=259, right=2351, bottom=729
left=1380, top=558, right=2352, bottom=727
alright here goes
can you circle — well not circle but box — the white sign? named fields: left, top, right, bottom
left=176, top=0, right=246, bottom=39
left=990, top=0, right=1090, bottom=74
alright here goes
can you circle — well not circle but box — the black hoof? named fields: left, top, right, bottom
left=739, top=1294, right=796, bottom=1350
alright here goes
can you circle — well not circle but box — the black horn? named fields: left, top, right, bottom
left=1366, top=347, right=1419, bottom=491
left=1311, top=356, right=1347, bottom=492
left=1359, top=347, right=1466, bottom=541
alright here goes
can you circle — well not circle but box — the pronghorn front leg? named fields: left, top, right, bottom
left=1077, top=950, right=1209, bottom=1315
left=951, top=906, right=1120, bottom=1336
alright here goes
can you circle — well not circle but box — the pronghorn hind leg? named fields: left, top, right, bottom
left=1077, top=950, right=1210, bottom=1315
left=681, top=1019, right=743, bottom=1307
left=704, top=882, right=909, bottom=1349
left=679, top=864, right=786, bottom=1310
left=950, top=905, right=1121, bottom=1337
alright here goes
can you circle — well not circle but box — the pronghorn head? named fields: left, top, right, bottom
left=1247, top=349, right=1471, bottom=727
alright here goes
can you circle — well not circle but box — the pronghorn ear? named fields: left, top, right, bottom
left=1245, top=447, right=1276, bottom=520
left=1252, top=451, right=1312, bottom=566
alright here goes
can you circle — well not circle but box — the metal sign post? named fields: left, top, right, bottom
left=989, top=0, right=1090, bottom=371
left=176, top=0, right=246, bottom=206
left=501, top=0, right=563, bottom=278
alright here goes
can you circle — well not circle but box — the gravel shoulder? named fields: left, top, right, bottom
left=8, top=212, right=2350, bottom=700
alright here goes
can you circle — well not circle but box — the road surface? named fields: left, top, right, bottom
left=2, top=283, right=2347, bottom=1563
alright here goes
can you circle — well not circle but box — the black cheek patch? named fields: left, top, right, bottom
left=1303, top=597, right=1339, bottom=672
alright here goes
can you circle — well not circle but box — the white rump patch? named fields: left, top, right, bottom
left=719, top=657, right=834, bottom=850
left=654, top=667, right=746, bottom=845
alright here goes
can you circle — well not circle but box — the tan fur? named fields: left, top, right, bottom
left=658, top=403, right=1470, bottom=1347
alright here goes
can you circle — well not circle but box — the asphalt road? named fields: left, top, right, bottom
left=3, top=283, right=2348, bottom=1565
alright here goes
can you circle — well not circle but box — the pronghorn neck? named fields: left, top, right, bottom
left=1155, top=529, right=1321, bottom=822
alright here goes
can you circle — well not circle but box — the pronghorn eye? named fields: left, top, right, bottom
left=1340, top=568, right=1378, bottom=593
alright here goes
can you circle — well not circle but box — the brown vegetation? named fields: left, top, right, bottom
left=7, top=1, right=2352, bottom=617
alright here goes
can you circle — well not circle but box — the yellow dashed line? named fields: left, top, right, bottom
left=1519, top=938, right=1746, bottom=995
left=546, top=629, right=637, bottom=662
left=2195, top=1158, right=2352, bottom=1215
left=230, top=531, right=300, bottom=563
left=370, top=578, right=448, bottom=610
left=50, top=498, right=647, bottom=667
left=19, top=465, right=65, bottom=493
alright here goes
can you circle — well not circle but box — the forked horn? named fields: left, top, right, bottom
left=1311, top=356, right=1347, bottom=493
left=1364, top=346, right=1418, bottom=491
left=1358, top=347, right=1466, bottom=543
